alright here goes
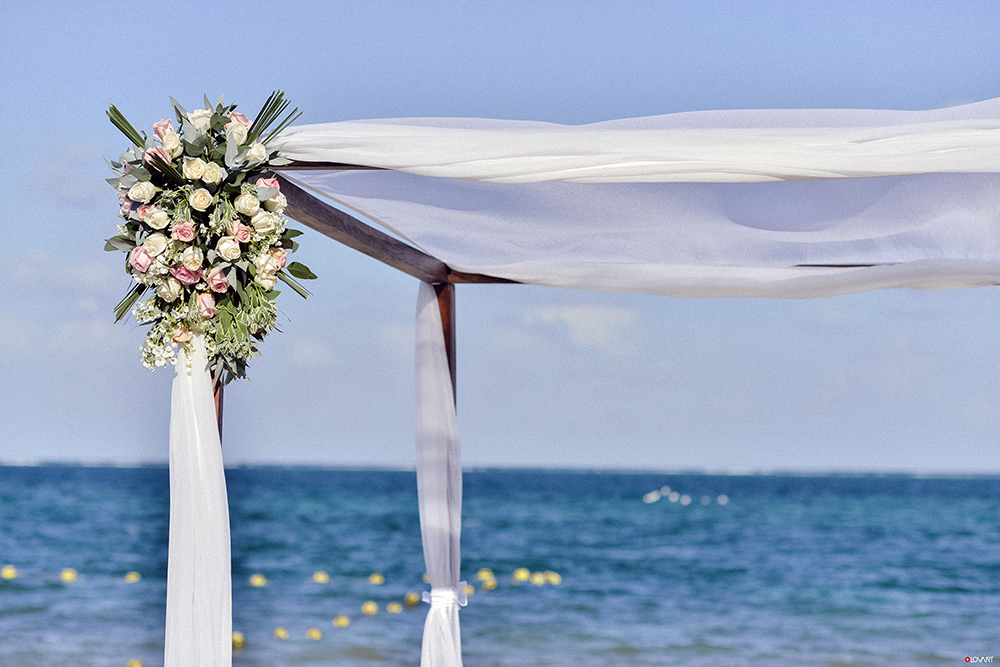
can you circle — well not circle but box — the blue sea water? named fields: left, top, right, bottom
left=0, top=466, right=997, bottom=667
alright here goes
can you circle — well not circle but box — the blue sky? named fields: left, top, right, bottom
left=2, top=0, right=999, bottom=472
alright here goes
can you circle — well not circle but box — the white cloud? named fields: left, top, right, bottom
left=524, top=305, right=639, bottom=356
left=290, top=337, right=335, bottom=367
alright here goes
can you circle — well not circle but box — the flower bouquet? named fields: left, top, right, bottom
left=105, top=92, right=315, bottom=384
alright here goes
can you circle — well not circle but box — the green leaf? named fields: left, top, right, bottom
left=277, top=270, right=310, bottom=298
left=105, top=236, right=135, bottom=252
left=286, top=262, right=317, bottom=280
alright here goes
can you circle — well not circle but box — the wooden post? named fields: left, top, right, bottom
left=213, top=381, right=224, bottom=441
left=433, top=283, right=456, bottom=404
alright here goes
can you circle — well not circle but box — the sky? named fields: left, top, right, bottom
left=2, top=0, right=1000, bottom=473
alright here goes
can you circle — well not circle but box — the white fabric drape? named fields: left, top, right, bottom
left=278, top=98, right=1000, bottom=183
left=279, top=98, right=1000, bottom=300
left=415, top=282, right=465, bottom=667
left=165, top=334, right=232, bottom=667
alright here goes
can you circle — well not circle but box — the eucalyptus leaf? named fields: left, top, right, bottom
left=287, top=262, right=317, bottom=280
left=256, top=186, right=278, bottom=201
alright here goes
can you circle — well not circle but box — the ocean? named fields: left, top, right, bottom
left=0, top=466, right=996, bottom=666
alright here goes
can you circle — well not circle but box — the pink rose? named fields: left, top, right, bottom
left=143, top=146, right=172, bottom=169
left=228, top=221, right=252, bottom=244
left=171, top=324, right=192, bottom=343
left=170, top=265, right=203, bottom=285
left=120, top=197, right=134, bottom=217
left=255, top=176, right=280, bottom=191
left=171, top=220, right=196, bottom=242
left=228, top=111, right=251, bottom=128
left=153, top=118, right=174, bottom=140
left=206, top=267, right=230, bottom=293
left=269, top=247, right=288, bottom=269
left=129, top=246, right=152, bottom=273
left=197, top=292, right=217, bottom=319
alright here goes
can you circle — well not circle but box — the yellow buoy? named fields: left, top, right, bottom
left=512, top=567, right=531, bottom=583
left=249, top=574, right=267, bottom=587
left=386, top=601, right=403, bottom=613
left=333, top=615, right=351, bottom=628
left=368, top=572, right=385, bottom=585
left=404, top=591, right=421, bottom=608
left=273, top=626, right=290, bottom=640
left=361, top=601, right=378, bottom=615
left=306, top=627, right=322, bottom=640
left=60, top=568, right=77, bottom=583
left=422, top=572, right=430, bottom=583
left=232, top=631, right=245, bottom=649
left=530, top=572, right=546, bottom=586
left=124, top=571, right=141, bottom=584
left=312, top=570, right=330, bottom=583
left=1, top=565, right=17, bottom=580
left=464, top=584, right=475, bottom=598
left=482, top=579, right=497, bottom=591
left=477, top=568, right=494, bottom=581
left=543, top=571, right=562, bottom=585
left=125, top=660, right=145, bottom=667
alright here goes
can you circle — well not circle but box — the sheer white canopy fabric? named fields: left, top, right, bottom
left=166, top=334, right=232, bottom=667
left=415, top=282, right=465, bottom=667
left=279, top=99, right=1000, bottom=299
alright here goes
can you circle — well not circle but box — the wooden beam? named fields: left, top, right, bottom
left=276, top=174, right=518, bottom=285
left=434, top=283, right=457, bottom=403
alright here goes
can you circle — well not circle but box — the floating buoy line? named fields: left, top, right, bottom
left=0, top=563, right=564, bottom=657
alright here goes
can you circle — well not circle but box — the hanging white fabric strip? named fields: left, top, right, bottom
left=415, top=282, right=464, bottom=667
left=165, top=333, right=232, bottom=667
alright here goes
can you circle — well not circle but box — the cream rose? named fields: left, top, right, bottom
left=201, top=162, right=226, bottom=185
left=263, top=192, right=287, bottom=213
left=127, top=181, right=156, bottom=203
left=246, top=142, right=267, bottom=162
left=254, top=272, right=278, bottom=291
left=234, top=193, right=259, bottom=216
left=189, top=109, right=213, bottom=131
left=216, top=236, right=241, bottom=261
left=157, top=277, right=183, bottom=303
left=183, top=157, right=207, bottom=180
left=250, top=209, right=275, bottom=233
left=189, top=188, right=213, bottom=212
left=161, top=131, right=183, bottom=158
left=143, top=232, right=169, bottom=257
left=226, top=123, right=248, bottom=145
left=181, top=246, right=204, bottom=271
left=146, top=208, right=171, bottom=230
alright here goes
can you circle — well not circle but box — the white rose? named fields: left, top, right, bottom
left=189, top=109, right=213, bottom=131
left=143, top=232, right=169, bottom=257
left=147, top=209, right=171, bottom=230
left=189, top=188, right=213, bottom=212
left=160, top=131, right=183, bottom=158
left=156, top=277, right=183, bottom=302
left=216, top=236, right=241, bottom=261
left=250, top=209, right=275, bottom=233
left=246, top=142, right=267, bottom=162
left=183, top=157, right=206, bottom=180
left=234, top=193, right=260, bottom=216
left=181, top=246, right=204, bottom=271
left=201, top=162, right=227, bottom=185
left=127, top=181, right=156, bottom=203
left=226, top=123, right=248, bottom=145
left=263, top=192, right=287, bottom=213
left=254, top=273, right=277, bottom=291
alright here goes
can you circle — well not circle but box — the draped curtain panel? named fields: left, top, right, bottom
left=166, top=334, right=232, bottom=667
left=415, top=282, right=466, bottom=667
